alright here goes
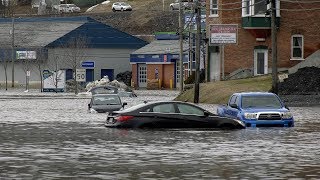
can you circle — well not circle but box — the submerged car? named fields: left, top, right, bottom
left=112, top=2, right=132, bottom=11
left=89, top=86, right=137, bottom=97
left=88, top=94, right=127, bottom=113
left=90, top=86, right=118, bottom=95
left=105, top=101, right=246, bottom=129
left=217, top=92, right=294, bottom=127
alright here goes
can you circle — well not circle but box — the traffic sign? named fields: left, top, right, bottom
left=76, top=69, right=86, bottom=82
left=81, top=61, right=95, bottom=68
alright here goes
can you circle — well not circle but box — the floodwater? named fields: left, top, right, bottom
left=0, top=90, right=320, bottom=179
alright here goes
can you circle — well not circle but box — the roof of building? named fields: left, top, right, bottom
left=131, top=40, right=189, bottom=55
left=0, top=16, right=148, bottom=49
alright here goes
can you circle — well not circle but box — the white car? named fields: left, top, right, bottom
left=112, top=2, right=132, bottom=12
left=169, top=0, right=193, bottom=11
left=54, top=4, right=81, bottom=13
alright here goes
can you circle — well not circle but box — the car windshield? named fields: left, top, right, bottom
left=69, top=4, right=76, bottom=7
left=241, top=95, right=283, bottom=109
left=93, top=96, right=121, bottom=105
left=120, top=2, right=129, bottom=6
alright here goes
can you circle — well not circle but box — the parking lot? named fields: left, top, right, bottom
left=0, top=89, right=319, bottom=179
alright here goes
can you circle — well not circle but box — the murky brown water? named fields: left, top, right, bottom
left=0, top=93, right=319, bottom=179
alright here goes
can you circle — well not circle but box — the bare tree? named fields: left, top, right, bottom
left=62, top=36, right=88, bottom=94
left=34, top=48, right=47, bottom=92
left=0, top=49, right=11, bottom=90
left=46, top=55, right=64, bottom=93
left=20, top=55, right=34, bottom=91
left=1, top=0, right=17, bottom=17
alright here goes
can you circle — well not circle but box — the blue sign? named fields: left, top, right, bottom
left=81, top=61, right=95, bottom=68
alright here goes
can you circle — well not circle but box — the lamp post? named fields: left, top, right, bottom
left=11, top=17, right=15, bottom=88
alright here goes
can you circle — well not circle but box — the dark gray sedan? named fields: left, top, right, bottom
left=105, top=101, right=246, bottom=129
left=88, top=94, right=127, bottom=113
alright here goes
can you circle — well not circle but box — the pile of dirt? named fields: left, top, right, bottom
left=278, top=67, right=320, bottom=95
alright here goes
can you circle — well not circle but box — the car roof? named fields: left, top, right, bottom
left=234, top=92, right=277, bottom=96
left=92, top=94, right=120, bottom=97
left=118, top=100, right=204, bottom=113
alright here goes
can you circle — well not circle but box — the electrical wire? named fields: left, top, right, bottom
left=280, top=0, right=320, bottom=3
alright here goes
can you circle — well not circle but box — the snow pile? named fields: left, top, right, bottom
left=77, top=76, right=129, bottom=96
left=102, top=0, right=111, bottom=5
left=86, top=4, right=99, bottom=12
left=85, top=0, right=110, bottom=12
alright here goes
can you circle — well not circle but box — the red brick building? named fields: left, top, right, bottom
left=206, top=0, right=320, bottom=81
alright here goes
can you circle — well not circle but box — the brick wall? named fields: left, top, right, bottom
left=206, top=0, right=320, bottom=76
left=131, top=64, right=137, bottom=88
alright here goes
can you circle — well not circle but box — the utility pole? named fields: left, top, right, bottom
left=179, top=0, right=184, bottom=93
left=194, top=0, right=201, bottom=103
left=271, top=0, right=278, bottom=94
left=11, top=17, right=15, bottom=88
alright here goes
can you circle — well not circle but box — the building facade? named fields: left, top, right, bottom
left=0, top=16, right=147, bottom=88
left=130, top=38, right=189, bottom=89
left=206, top=0, right=320, bottom=81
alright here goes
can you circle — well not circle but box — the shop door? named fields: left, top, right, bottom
left=101, top=69, right=114, bottom=81
left=86, top=69, right=94, bottom=82
left=254, top=50, right=268, bottom=75
left=138, top=64, right=147, bottom=88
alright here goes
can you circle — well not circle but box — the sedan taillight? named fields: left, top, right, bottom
left=115, top=115, right=134, bottom=122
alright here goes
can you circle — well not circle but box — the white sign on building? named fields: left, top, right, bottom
left=16, top=51, right=37, bottom=60
left=210, top=24, right=238, bottom=45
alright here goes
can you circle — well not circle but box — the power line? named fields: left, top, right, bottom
left=280, top=0, right=320, bottom=3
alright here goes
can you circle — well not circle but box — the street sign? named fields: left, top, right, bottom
left=210, top=24, right=238, bottom=45
left=16, top=51, right=37, bottom=60
left=26, top=71, right=30, bottom=77
left=81, top=61, right=95, bottom=68
left=76, top=69, right=86, bottom=82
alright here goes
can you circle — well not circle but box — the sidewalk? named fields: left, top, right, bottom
left=0, top=88, right=180, bottom=99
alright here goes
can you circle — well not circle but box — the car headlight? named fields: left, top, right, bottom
left=244, top=113, right=257, bottom=120
left=282, top=112, right=293, bottom=119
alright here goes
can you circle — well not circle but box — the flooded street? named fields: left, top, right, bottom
left=0, top=90, right=320, bottom=179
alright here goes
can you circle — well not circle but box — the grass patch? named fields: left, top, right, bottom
left=175, top=75, right=272, bottom=104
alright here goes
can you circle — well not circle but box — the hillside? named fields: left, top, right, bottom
left=175, top=76, right=272, bottom=104
left=14, top=0, right=179, bottom=41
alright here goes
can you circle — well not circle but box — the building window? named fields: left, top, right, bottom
left=291, top=35, right=304, bottom=60
left=210, top=0, right=218, bottom=16
left=242, top=0, right=280, bottom=17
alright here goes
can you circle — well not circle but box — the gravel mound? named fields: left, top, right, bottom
left=279, top=67, right=320, bottom=95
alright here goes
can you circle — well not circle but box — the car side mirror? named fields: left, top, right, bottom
left=284, top=105, right=290, bottom=110
left=122, top=102, right=128, bottom=108
left=230, top=103, right=238, bottom=109
left=203, top=110, right=210, bottom=117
